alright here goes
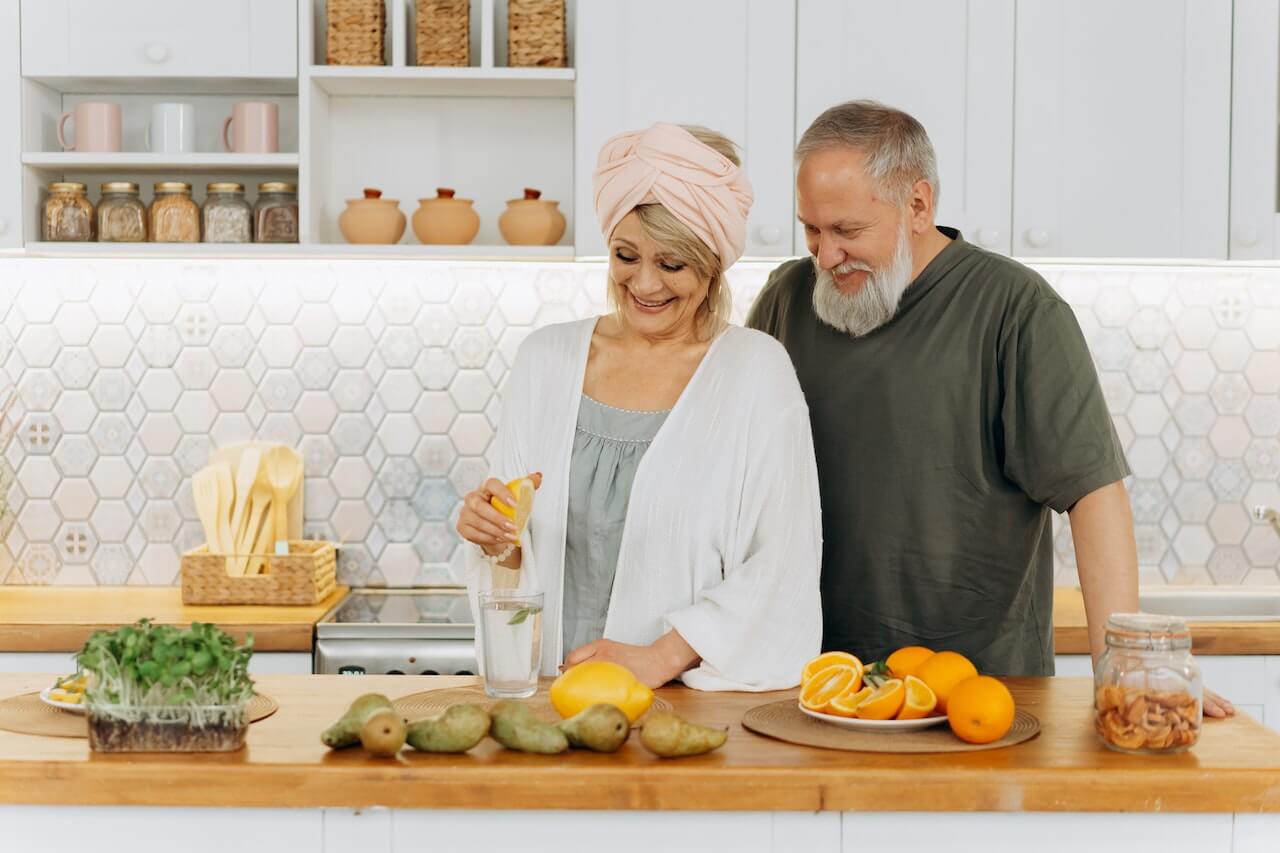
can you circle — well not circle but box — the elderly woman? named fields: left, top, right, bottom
left=457, top=123, right=821, bottom=691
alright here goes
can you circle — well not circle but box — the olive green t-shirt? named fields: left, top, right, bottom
left=746, top=228, right=1129, bottom=675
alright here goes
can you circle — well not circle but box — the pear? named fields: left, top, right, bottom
left=556, top=703, right=630, bottom=753
left=406, top=703, right=491, bottom=753
left=639, top=710, right=728, bottom=758
left=489, top=700, right=568, bottom=754
left=360, top=709, right=407, bottom=758
left=321, top=693, right=395, bottom=749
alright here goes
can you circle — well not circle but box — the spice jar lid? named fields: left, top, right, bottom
left=100, top=182, right=139, bottom=194
left=154, top=181, right=192, bottom=193
left=258, top=181, right=296, bottom=193
left=49, top=182, right=87, bottom=193
left=1105, top=613, right=1192, bottom=651
left=207, top=182, right=245, bottom=193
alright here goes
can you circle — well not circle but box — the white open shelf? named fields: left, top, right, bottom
left=24, top=241, right=572, bottom=259
left=22, top=152, right=300, bottom=171
left=308, top=66, right=574, bottom=97
left=20, top=76, right=299, bottom=96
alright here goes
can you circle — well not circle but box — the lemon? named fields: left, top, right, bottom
left=549, top=660, right=654, bottom=723
left=489, top=477, right=535, bottom=546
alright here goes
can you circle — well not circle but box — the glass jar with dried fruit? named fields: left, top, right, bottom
left=97, top=182, right=147, bottom=243
left=150, top=182, right=201, bottom=243
left=1094, top=613, right=1202, bottom=754
left=253, top=181, right=299, bottom=243
left=42, top=182, right=95, bottom=242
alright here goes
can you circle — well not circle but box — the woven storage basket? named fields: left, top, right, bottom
left=181, top=541, right=338, bottom=606
left=508, top=0, right=566, bottom=68
left=416, top=0, right=470, bottom=67
left=327, top=0, right=386, bottom=66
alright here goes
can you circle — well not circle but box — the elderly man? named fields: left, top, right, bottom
left=747, top=100, right=1232, bottom=714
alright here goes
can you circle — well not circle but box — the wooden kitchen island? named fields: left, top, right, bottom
left=1, top=673, right=1278, bottom=853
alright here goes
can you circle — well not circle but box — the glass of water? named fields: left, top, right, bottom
left=478, top=590, right=543, bottom=699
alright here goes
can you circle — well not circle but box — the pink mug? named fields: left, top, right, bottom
left=221, top=101, right=279, bottom=154
left=58, top=102, right=122, bottom=152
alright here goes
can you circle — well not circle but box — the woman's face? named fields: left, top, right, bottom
left=608, top=211, right=711, bottom=342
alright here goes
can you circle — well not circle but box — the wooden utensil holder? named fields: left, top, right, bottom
left=181, top=541, right=338, bottom=606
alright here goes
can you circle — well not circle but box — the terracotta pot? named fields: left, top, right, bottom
left=412, top=188, right=480, bottom=245
left=498, top=188, right=566, bottom=246
left=338, top=188, right=406, bottom=244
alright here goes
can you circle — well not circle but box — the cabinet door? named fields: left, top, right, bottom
left=795, top=0, right=1015, bottom=255
left=20, top=0, right=296, bottom=78
left=0, top=0, right=20, bottom=248
left=574, top=0, right=796, bottom=258
left=1229, top=0, right=1279, bottom=259
left=1013, top=0, right=1232, bottom=259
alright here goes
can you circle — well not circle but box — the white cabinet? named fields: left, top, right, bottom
left=795, top=0, right=1015, bottom=255
left=20, top=0, right=297, bottom=80
left=573, top=0, right=796, bottom=258
left=0, top=651, right=313, bottom=675
left=1013, top=0, right=1232, bottom=259
left=1229, top=0, right=1279, bottom=259
left=0, top=0, right=20, bottom=249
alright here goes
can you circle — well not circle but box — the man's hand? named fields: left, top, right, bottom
left=562, top=631, right=700, bottom=689
left=1204, top=687, right=1236, bottom=718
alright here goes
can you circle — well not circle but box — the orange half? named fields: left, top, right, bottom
left=826, top=685, right=874, bottom=718
left=801, top=652, right=863, bottom=687
left=799, top=665, right=857, bottom=713
left=854, top=678, right=906, bottom=720
left=896, top=675, right=938, bottom=720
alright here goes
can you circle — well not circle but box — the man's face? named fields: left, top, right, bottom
left=797, top=147, right=915, bottom=337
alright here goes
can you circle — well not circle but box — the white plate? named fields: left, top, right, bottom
left=39, top=686, right=86, bottom=715
left=799, top=703, right=948, bottom=732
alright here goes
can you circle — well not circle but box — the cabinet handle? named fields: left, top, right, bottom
left=144, top=42, right=171, bottom=64
left=976, top=228, right=1001, bottom=248
left=1233, top=225, right=1260, bottom=248
left=1024, top=228, right=1050, bottom=249
left=755, top=225, right=783, bottom=246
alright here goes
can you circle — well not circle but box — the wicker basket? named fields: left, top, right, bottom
left=327, top=0, right=386, bottom=66
left=508, top=0, right=566, bottom=68
left=416, top=0, right=470, bottom=67
left=181, top=541, right=338, bottom=606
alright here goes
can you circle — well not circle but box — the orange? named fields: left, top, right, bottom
left=826, top=685, right=874, bottom=718
left=799, top=664, right=858, bottom=713
left=801, top=651, right=862, bottom=688
left=885, top=646, right=935, bottom=680
left=914, top=651, right=978, bottom=713
left=946, top=675, right=1016, bottom=744
left=854, top=678, right=905, bottom=720
left=896, top=675, right=937, bottom=720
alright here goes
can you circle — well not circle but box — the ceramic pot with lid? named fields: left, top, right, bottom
left=498, top=188, right=566, bottom=246
left=339, top=188, right=406, bottom=244
left=411, top=188, right=480, bottom=245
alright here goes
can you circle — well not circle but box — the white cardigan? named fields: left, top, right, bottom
left=467, top=318, right=823, bottom=691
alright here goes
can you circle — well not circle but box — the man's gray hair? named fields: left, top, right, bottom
left=796, top=100, right=940, bottom=206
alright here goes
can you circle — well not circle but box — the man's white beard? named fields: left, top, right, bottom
left=811, top=220, right=914, bottom=337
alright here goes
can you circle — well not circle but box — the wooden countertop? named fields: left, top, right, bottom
left=1, top=673, right=1278, bottom=812
left=1053, top=587, right=1280, bottom=655
left=0, top=587, right=348, bottom=653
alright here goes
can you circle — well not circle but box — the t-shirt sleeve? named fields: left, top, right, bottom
left=1000, top=297, right=1131, bottom=513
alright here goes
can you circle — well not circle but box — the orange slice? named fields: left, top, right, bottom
left=799, top=664, right=857, bottom=712
left=854, top=678, right=905, bottom=720
left=801, top=651, right=862, bottom=687
left=885, top=646, right=935, bottom=680
left=826, top=685, right=874, bottom=718
left=896, top=675, right=937, bottom=720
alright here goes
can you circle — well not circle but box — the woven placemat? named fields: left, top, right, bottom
left=393, top=683, right=671, bottom=723
left=0, top=693, right=279, bottom=739
left=742, top=700, right=1040, bottom=753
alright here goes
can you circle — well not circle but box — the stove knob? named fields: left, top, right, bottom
left=337, top=665, right=366, bottom=675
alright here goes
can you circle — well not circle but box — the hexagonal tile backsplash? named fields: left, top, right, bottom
left=1, top=259, right=1278, bottom=588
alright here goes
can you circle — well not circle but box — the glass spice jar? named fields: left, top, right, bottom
left=96, top=182, right=147, bottom=243
left=42, top=182, right=95, bottom=242
left=254, top=181, right=298, bottom=243
left=150, top=182, right=201, bottom=243
left=1094, top=613, right=1202, bottom=754
left=203, top=182, right=253, bottom=243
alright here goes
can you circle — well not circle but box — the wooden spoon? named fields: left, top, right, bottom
left=192, top=466, right=222, bottom=553
left=263, top=446, right=298, bottom=555
left=212, top=463, right=235, bottom=560
left=235, top=482, right=272, bottom=576
left=227, top=447, right=262, bottom=573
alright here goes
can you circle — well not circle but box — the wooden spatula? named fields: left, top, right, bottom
left=263, top=446, right=298, bottom=555
left=192, top=466, right=222, bottom=553
left=235, top=482, right=272, bottom=576
left=226, top=447, right=262, bottom=573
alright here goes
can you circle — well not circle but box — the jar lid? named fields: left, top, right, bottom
left=154, top=181, right=192, bottom=193
left=258, top=181, right=296, bottom=193
left=49, top=181, right=87, bottom=193
left=1105, top=613, right=1192, bottom=650
left=207, top=182, right=244, bottom=193
left=100, top=181, right=139, bottom=194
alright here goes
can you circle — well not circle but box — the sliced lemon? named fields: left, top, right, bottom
left=489, top=477, right=535, bottom=546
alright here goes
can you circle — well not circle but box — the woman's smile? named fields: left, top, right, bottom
left=628, top=290, right=678, bottom=312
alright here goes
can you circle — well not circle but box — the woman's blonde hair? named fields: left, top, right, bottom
left=607, top=125, right=741, bottom=340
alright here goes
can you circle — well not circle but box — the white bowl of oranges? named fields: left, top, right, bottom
left=798, top=647, right=1016, bottom=743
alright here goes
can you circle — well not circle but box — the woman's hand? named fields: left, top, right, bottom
left=562, top=631, right=700, bottom=689
left=456, top=473, right=542, bottom=555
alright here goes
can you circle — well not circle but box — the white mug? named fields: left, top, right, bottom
left=146, top=103, right=195, bottom=153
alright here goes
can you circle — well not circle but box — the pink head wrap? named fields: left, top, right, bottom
left=593, top=122, right=754, bottom=269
